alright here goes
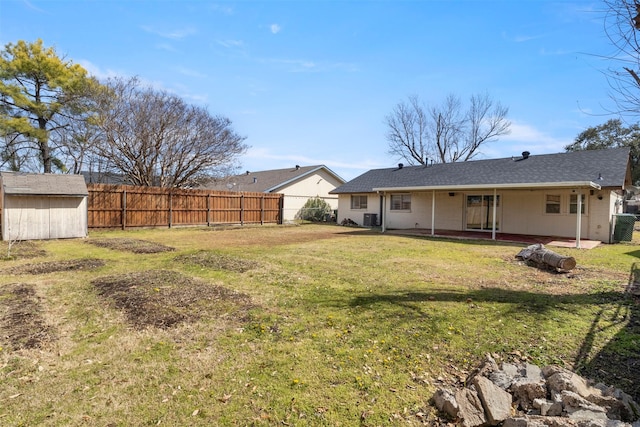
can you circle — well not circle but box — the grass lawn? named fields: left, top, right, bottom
left=0, top=224, right=638, bottom=426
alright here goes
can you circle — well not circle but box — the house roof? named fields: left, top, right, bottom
left=204, top=165, right=345, bottom=193
left=330, top=147, right=632, bottom=194
left=1, top=172, right=89, bottom=196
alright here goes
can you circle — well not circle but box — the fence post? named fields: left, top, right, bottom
left=121, top=189, right=127, bottom=230
left=207, top=193, right=211, bottom=227
left=168, top=192, right=173, bottom=229
left=260, top=195, right=264, bottom=225
left=240, top=194, right=244, bottom=226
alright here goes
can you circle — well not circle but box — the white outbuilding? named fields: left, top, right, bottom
left=0, top=172, right=88, bottom=241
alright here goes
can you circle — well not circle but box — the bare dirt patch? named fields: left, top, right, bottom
left=91, top=270, right=251, bottom=329
left=87, top=238, right=175, bottom=254
left=3, top=258, right=106, bottom=275
left=0, top=283, right=55, bottom=350
left=174, top=251, right=260, bottom=273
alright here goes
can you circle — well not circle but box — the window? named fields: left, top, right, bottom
left=569, top=194, right=586, bottom=214
left=350, top=195, right=367, bottom=209
left=545, top=195, right=561, bottom=214
left=390, top=194, right=411, bottom=210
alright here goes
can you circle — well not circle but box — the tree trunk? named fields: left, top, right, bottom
left=516, top=244, right=576, bottom=271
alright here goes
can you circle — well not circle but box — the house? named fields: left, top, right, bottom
left=330, top=148, right=632, bottom=245
left=0, top=172, right=89, bottom=241
left=203, top=165, right=346, bottom=221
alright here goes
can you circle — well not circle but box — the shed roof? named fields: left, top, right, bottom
left=330, top=147, right=632, bottom=194
left=204, top=165, right=345, bottom=193
left=1, top=172, right=89, bottom=196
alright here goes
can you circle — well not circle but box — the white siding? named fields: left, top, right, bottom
left=3, top=195, right=87, bottom=241
left=337, top=188, right=618, bottom=243
left=280, top=171, right=343, bottom=221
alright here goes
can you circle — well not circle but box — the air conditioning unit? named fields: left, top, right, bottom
left=363, top=213, right=377, bottom=227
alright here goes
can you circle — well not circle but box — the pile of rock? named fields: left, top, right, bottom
left=433, top=355, right=640, bottom=426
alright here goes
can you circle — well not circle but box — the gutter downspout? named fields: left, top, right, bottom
left=492, top=188, right=497, bottom=240
left=431, top=190, right=436, bottom=236
left=576, top=191, right=582, bottom=249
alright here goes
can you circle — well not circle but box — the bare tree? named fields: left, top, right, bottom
left=385, top=95, right=431, bottom=165
left=385, top=92, right=510, bottom=165
left=94, top=77, right=247, bottom=187
left=603, top=0, right=640, bottom=115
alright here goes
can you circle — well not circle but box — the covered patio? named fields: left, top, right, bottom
left=384, top=228, right=603, bottom=249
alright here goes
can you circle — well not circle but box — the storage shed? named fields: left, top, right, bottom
left=0, top=172, right=88, bottom=241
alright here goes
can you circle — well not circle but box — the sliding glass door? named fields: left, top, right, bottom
left=466, top=195, right=500, bottom=231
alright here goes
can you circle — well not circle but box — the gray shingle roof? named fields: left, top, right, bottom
left=204, top=165, right=345, bottom=193
left=330, top=148, right=631, bottom=194
left=1, top=172, right=88, bottom=196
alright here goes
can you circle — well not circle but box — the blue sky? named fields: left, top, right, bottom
left=0, top=0, right=619, bottom=181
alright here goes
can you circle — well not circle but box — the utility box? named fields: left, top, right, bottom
left=613, top=213, right=635, bottom=242
left=363, top=213, right=377, bottom=227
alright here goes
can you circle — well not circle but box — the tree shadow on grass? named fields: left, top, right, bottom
left=575, top=263, right=640, bottom=401
left=346, top=283, right=639, bottom=401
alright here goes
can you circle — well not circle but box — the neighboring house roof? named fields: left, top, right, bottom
left=331, top=148, right=631, bottom=194
left=1, top=172, right=89, bottom=196
left=80, top=171, right=131, bottom=185
left=205, top=165, right=346, bottom=193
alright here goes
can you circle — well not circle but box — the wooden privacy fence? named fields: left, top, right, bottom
left=87, top=184, right=283, bottom=229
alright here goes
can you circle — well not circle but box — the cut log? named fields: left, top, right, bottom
left=516, top=244, right=576, bottom=271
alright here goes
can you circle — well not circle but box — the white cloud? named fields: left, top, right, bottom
left=210, top=3, right=234, bottom=15
left=270, top=24, right=281, bottom=34
left=141, top=25, right=197, bottom=40
left=216, top=39, right=244, bottom=48
left=480, top=120, right=572, bottom=159
left=175, top=67, right=207, bottom=78
left=77, top=60, right=124, bottom=80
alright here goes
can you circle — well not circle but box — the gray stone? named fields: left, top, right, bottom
left=474, top=375, right=512, bottom=425
left=533, top=398, right=563, bottom=417
left=567, top=409, right=609, bottom=421
left=456, top=388, right=487, bottom=427
left=503, top=363, right=522, bottom=378
left=490, top=370, right=514, bottom=390
left=547, top=371, right=593, bottom=398
left=525, top=363, right=544, bottom=381
left=511, top=378, right=547, bottom=410
left=433, top=388, right=459, bottom=418
left=503, top=418, right=547, bottom=427
left=561, top=390, right=607, bottom=415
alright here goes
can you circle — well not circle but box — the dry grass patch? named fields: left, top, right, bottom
left=0, top=240, right=47, bottom=260
left=87, top=237, right=175, bottom=253
left=3, top=258, right=105, bottom=275
left=174, top=251, right=260, bottom=273
left=91, top=270, right=252, bottom=329
left=0, top=283, right=55, bottom=350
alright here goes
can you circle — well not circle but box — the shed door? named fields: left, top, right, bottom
left=3, top=196, right=86, bottom=241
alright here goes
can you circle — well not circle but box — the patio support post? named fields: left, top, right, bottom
left=575, top=191, right=582, bottom=249
left=491, top=188, right=497, bottom=240
left=431, top=190, right=436, bottom=236
left=381, top=192, right=386, bottom=233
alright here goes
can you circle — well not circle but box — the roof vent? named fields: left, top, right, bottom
left=253, top=177, right=257, bottom=183
left=398, top=163, right=404, bottom=169
left=295, top=165, right=300, bottom=170
left=246, top=171, right=250, bottom=175
left=522, top=151, right=530, bottom=159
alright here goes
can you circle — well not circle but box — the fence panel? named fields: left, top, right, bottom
left=87, top=184, right=282, bottom=229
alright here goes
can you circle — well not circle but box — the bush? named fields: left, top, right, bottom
left=295, top=197, right=333, bottom=222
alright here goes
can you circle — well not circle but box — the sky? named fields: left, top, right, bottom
left=0, top=0, right=623, bottom=181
